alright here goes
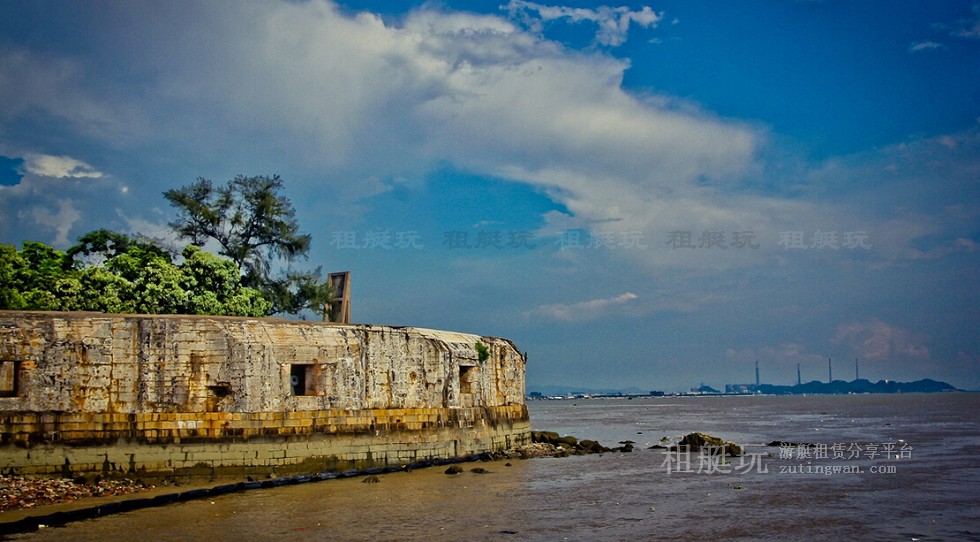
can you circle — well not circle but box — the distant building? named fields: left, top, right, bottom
left=725, top=384, right=757, bottom=394
left=691, top=384, right=721, bottom=394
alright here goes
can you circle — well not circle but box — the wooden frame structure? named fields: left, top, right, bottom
left=325, top=271, right=351, bottom=324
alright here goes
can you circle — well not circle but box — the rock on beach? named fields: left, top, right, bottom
left=671, top=432, right=743, bottom=456
left=525, top=431, right=632, bottom=455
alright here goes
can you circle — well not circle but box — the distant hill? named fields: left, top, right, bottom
left=528, top=378, right=961, bottom=397
left=751, top=378, right=959, bottom=395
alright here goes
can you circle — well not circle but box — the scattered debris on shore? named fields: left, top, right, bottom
left=0, top=476, right=152, bottom=512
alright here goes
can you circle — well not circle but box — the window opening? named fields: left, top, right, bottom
left=459, top=365, right=479, bottom=407
left=291, top=364, right=308, bottom=396
left=0, top=360, right=19, bottom=397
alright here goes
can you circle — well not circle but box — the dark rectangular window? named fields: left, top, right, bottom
left=290, top=364, right=308, bottom=396
left=0, top=360, right=19, bottom=397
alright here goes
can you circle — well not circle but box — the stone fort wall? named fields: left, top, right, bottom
left=0, top=311, right=530, bottom=478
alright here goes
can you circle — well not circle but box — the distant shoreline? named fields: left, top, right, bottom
left=529, top=377, right=961, bottom=400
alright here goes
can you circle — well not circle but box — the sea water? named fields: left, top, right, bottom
left=9, top=393, right=980, bottom=541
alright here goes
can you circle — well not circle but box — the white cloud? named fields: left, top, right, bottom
left=0, top=48, right=146, bottom=143
left=1, top=1, right=974, bottom=273
left=908, top=41, right=944, bottom=53
left=930, top=5, right=980, bottom=40
left=24, top=154, right=103, bottom=179
left=2, top=1, right=757, bottom=249
left=794, top=128, right=980, bottom=267
left=0, top=151, right=125, bottom=246
left=832, top=318, right=931, bottom=363
left=952, top=4, right=980, bottom=39
left=526, top=292, right=637, bottom=321
left=20, top=200, right=81, bottom=246
left=503, top=1, right=663, bottom=46
left=908, top=41, right=944, bottom=52
left=125, top=0, right=768, bottom=247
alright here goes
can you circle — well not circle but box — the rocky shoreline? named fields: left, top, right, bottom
left=0, top=431, right=732, bottom=514
left=0, top=436, right=603, bottom=515
left=0, top=432, right=748, bottom=536
left=0, top=476, right=153, bottom=512
left=0, top=431, right=736, bottom=516
left=500, top=431, right=635, bottom=458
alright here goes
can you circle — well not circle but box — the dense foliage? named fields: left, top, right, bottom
left=0, top=231, right=271, bottom=316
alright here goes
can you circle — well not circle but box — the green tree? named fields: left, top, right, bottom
left=1, top=232, right=271, bottom=317
left=163, top=175, right=310, bottom=283
left=73, top=267, right=134, bottom=313
left=131, top=256, right=186, bottom=314
left=262, top=269, right=334, bottom=316
left=0, top=242, right=69, bottom=310
left=163, top=175, right=325, bottom=315
left=65, top=228, right=171, bottom=269
left=179, top=245, right=271, bottom=316
left=0, top=244, right=26, bottom=309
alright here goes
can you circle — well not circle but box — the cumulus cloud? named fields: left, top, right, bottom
left=503, top=0, right=663, bottom=46
left=0, top=1, right=762, bottom=251
left=0, top=151, right=107, bottom=244
left=832, top=318, right=931, bottom=362
left=0, top=175, right=118, bottom=246
left=20, top=200, right=81, bottom=247
left=526, top=292, right=638, bottom=321
left=0, top=1, right=971, bottom=272
left=23, top=154, right=103, bottom=179
left=794, top=128, right=980, bottom=266
left=0, top=155, right=125, bottom=246
left=0, top=48, right=145, bottom=143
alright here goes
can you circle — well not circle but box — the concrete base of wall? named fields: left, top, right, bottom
left=0, top=405, right=530, bottom=480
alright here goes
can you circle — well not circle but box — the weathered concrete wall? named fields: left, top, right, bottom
left=0, top=311, right=529, bottom=478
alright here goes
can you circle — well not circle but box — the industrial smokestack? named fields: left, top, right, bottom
left=828, top=357, right=832, bottom=383
left=797, top=363, right=801, bottom=386
left=855, top=358, right=859, bottom=381
left=755, top=360, right=760, bottom=387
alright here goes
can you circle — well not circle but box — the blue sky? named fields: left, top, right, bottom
left=1, top=0, right=978, bottom=391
